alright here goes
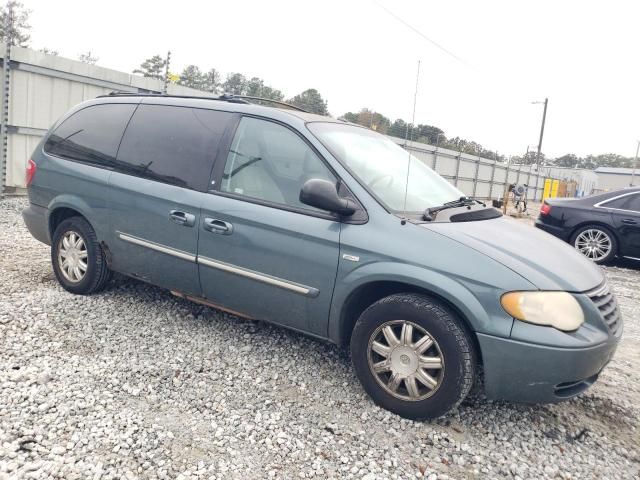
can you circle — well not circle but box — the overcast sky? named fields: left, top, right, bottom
left=24, top=0, right=640, bottom=158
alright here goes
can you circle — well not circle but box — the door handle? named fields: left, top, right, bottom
left=204, top=218, right=233, bottom=234
left=621, top=218, right=637, bottom=225
left=204, top=218, right=234, bottom=235
left=169, top=210, right=196, bottom=227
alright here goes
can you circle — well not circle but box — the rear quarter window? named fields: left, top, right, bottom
left=603, top=193, right=640, bottom=212
left=44, top=103, right=137, bottom=167
left=115, top=105, right=233, bottom=191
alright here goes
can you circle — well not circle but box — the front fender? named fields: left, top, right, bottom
left=328, top=261, right=521, bottom=344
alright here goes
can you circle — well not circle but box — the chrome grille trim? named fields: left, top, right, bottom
left=585, top=281, right=622, bottom=335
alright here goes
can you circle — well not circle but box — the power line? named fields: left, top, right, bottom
left=371, top=0, right=467, bottom=66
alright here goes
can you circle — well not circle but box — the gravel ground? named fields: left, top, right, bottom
left=1, top=197, right=638, bottom=480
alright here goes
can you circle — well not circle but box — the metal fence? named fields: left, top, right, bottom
left=0, top=43, right=558, bottom=201
left=394, top=138, right=549, bottom=201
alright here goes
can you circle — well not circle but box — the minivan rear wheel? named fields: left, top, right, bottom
left=51, top=217, right=111, bottom=294
left=350, top=293, right=475, bottom=420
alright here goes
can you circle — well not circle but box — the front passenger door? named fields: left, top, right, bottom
left=197, top=117, right=342, bottom=336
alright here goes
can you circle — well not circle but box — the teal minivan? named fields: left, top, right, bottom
left=23, top=94, right=622, bottom=419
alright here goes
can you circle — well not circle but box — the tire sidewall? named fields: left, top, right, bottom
left=51, top=218, right=101, bottom=294
left=570, top=225, right=617, bottom=264
left=351, top=295, right=474, bottom=420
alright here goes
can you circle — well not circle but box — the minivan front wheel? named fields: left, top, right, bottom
left=351, top=293, right=475, bottom=420
left=51, top=217, right=111, bottom=294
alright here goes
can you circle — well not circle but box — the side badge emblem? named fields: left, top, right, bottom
left=342, top=254, right=360, bottom=262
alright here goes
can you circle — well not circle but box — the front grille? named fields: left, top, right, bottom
left=585, top=282, right=622, bottom=335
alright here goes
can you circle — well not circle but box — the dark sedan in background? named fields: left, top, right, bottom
left=535, top=187, right=640, bottom=264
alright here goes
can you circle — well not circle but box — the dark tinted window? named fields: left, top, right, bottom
left=116, top=105, right=233, bottom=190
left=44, top=103, right=136, bottom=166
left=604, top=193, right=640, bottom=212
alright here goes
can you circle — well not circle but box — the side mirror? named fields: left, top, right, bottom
left=300, top=179, right=356, bottom=216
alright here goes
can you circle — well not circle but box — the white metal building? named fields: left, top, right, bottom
left=540, top=166, right=599, bottom=197
left=594, top=167, right=638, bottom=192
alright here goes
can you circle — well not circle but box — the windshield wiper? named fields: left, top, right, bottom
left=423, top=196, right=486, bottom=221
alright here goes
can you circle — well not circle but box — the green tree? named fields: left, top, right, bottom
left=202, top=68, right=221, bottom=93
left=577, top=155, right=597, bottom=169
left=415, top=124, right=445, bottom=145
left=340, top=109, right=390, bottom=132
left=0, top=1, right=31, bottom=46
left=388, top=119, right=409, bottom=138
left=588, top=153, right=630, bottom=168
left=133, top=55, right=166, bottom=80
left=287, top=89, right=328, bottom=115
left=553, top=154, right=579, bottom=168
left=245, top=77, right=284, bottom=101
left=39, top=47, right=58, bottom=56
left=511, top=151, right=544, bottom=165
left=340, top=112, right=359, bottom=123
left=178, top=65, right=205, bottom=89
left=78, top=51, right=99, bottom=65
left=222, top=73, right=247, bottom=95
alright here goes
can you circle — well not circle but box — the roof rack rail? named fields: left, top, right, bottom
left=98, top=91, right=310, bottom=113
left=228, top=95, right=309, bottom=113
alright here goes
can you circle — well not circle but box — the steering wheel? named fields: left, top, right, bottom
left=367, top=174, right=394, bottom=189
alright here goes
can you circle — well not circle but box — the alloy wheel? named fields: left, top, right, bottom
left=574, top=229, right=612, bottom=261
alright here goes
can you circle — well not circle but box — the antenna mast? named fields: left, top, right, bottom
left=401, top=59, right=421, bottom=223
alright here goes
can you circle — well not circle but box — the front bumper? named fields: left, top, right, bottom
left=478, top=332, right=619, bottom=403
left=22, top=203, right=50, bottom=245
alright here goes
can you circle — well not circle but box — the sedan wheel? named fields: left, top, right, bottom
left=573, top=228, right=613, bottom=262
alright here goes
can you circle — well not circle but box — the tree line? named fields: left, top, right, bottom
left=340, top=108, right=505, bottom=161
left=132, top=54, right=329, bottom=116
left=2, top=1, right=635, bottom=170
left=341, top=108, right=638, bottom=169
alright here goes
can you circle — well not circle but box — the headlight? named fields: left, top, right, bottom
left=501, top=291, right=584, bottom=332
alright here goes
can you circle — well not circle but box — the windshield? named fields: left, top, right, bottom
left=307, top=122, right=464, bottom=212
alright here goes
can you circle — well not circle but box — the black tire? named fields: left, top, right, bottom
left=570, top=225, right=617, bottom=265
left=51, top=216, right=112, bottom=295
left=350, top=293, right=476, bottom=420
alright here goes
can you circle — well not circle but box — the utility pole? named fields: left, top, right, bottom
left=631, top=140, right=639, bottom=186
left=0, top=3, right=13, bottom=200
left=502, top=156, right=512, bottom=214
left=163, top=50, right=171, bottom=94
left=534, top=98, right=548, bottom=167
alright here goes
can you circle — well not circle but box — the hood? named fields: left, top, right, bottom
left=423, top=216, right=604, bottom=292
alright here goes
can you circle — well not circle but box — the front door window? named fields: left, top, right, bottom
left=221, top=117, right=337, bottom=212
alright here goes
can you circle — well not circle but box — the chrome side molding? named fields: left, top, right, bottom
left=197, top=255, right=319, bottom=297
left=117, top=231, right=319, bottom=297
left=117, top=232, right=197, bottom=262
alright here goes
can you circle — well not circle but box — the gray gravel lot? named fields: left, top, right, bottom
left=1, top=197, right=638, bottom=480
